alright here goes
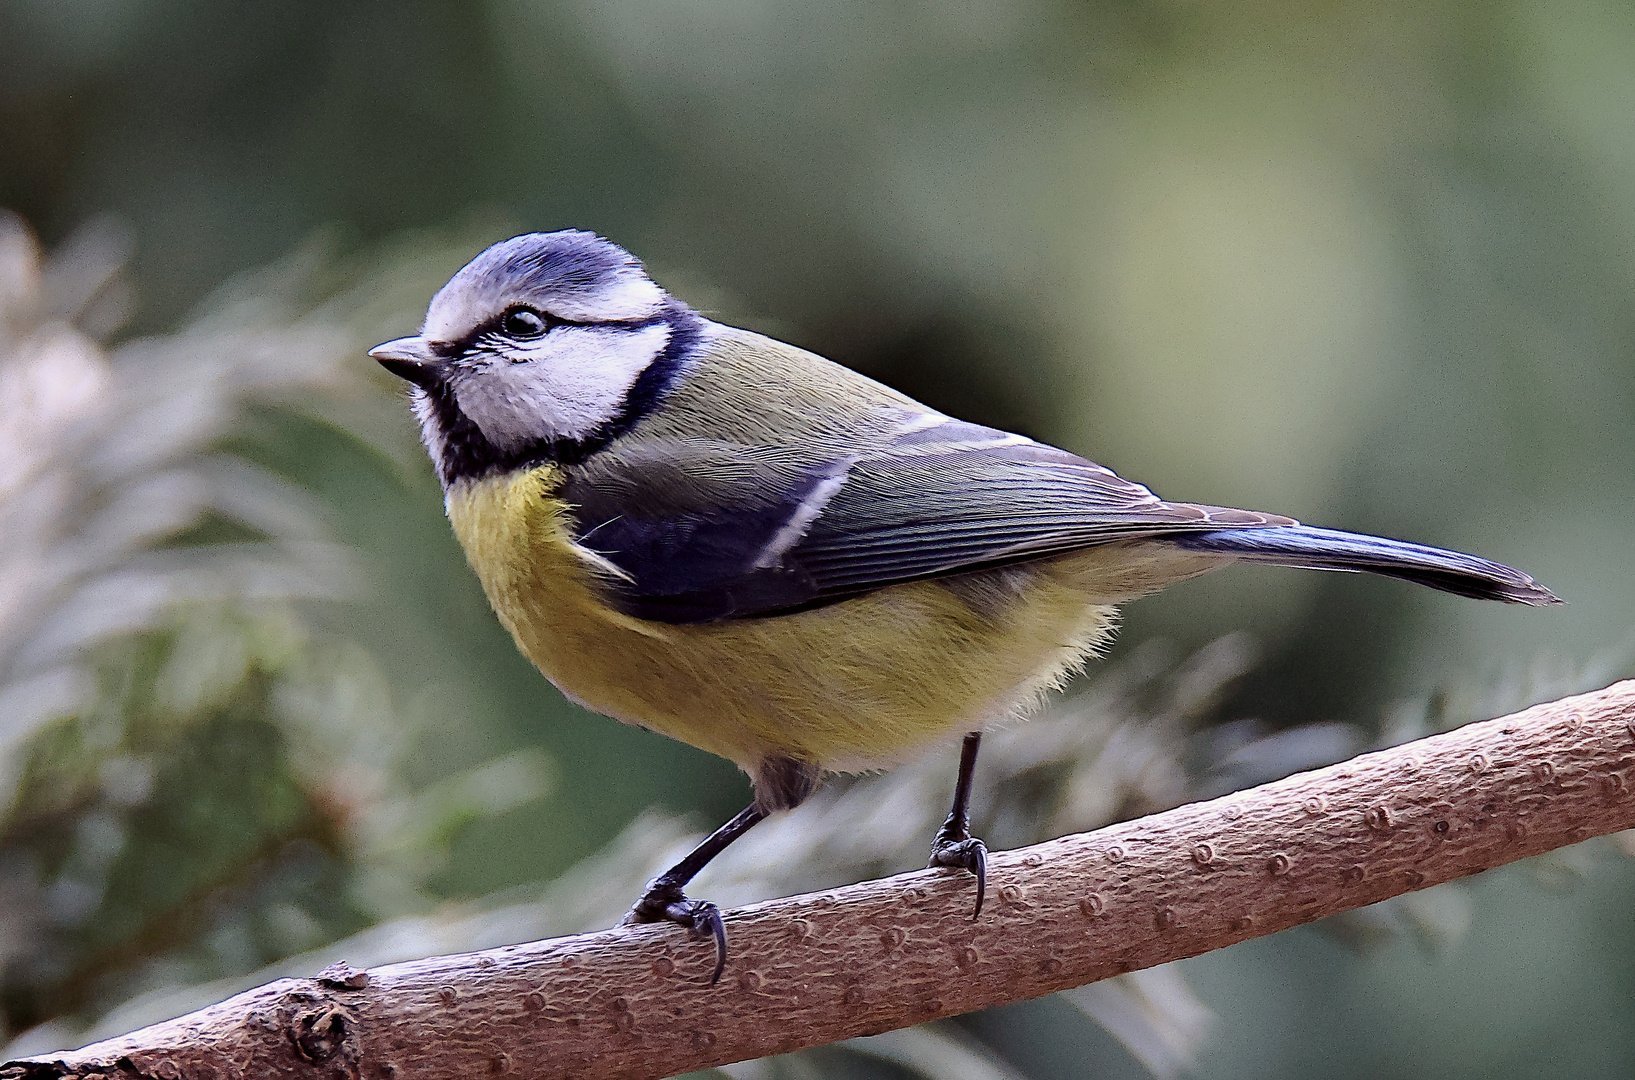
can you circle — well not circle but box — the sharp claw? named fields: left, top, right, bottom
left=929, top=835, right=989, bottom=920
left=970, top=839, right=987, bottom=920
left=697, top=903, right=728, bottom=985
left=625, top=888, right=730, bottom=984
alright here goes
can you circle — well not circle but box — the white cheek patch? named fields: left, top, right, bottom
left=452, top=323, right=671, bottom=450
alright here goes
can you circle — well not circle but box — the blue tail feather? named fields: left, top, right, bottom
left=1171, top=525, right=1561, bottom=606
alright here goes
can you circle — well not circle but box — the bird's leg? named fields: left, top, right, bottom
left=624, top=802, right=766, bottom=984
left=928, top=730, right=988, bottom=918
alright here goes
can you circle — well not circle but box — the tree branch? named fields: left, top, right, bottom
left=9, top=681, right=1635, bottom=1080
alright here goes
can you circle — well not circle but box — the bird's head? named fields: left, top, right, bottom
left=372, top=230, right=704, bottom=487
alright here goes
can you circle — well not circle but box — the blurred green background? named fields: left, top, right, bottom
left=1, top=0, right=1632, bottom=1076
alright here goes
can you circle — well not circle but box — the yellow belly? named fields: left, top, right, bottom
left=445, top=466, right=1213, bottom=775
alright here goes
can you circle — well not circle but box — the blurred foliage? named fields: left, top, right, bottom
left=3, top=617, right=362, bottom=1030
left=0, top=215, right=556, bottom=1047
left=1, top=1, right=1634, bottom=1077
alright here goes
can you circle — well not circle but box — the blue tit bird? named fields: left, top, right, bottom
left=372, top=230, right=1559, bottom=982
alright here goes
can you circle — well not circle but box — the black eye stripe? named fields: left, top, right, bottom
left=473, top=307, right=582, bottom=345
left=438, top=309, right=673, bottom=359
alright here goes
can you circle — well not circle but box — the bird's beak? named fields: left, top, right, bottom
left=370, top=336, right=441, bottom=386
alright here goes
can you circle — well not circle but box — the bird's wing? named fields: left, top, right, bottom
left=560, top=416, right=1291, bottom=623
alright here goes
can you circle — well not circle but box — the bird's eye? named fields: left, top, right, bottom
left=501, top=307, right=548, bottom=339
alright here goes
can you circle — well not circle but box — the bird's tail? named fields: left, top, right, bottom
left=1171, top=525, right=1561, bottom=606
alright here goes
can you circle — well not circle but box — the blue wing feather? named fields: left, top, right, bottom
left=560, top=419, right=1294, bottom=623
left=1172, top=526, right=1559, bottom=605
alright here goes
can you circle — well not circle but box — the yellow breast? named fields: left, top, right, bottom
left=445, top=466, right=1168, bottom=775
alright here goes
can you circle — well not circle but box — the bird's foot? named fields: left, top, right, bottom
left=623, top=881, right=729, bottom=984
left=928, top=827, right=988, bottom=919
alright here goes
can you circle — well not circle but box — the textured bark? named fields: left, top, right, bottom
left=8, top=681, right=1635, bottom=1080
